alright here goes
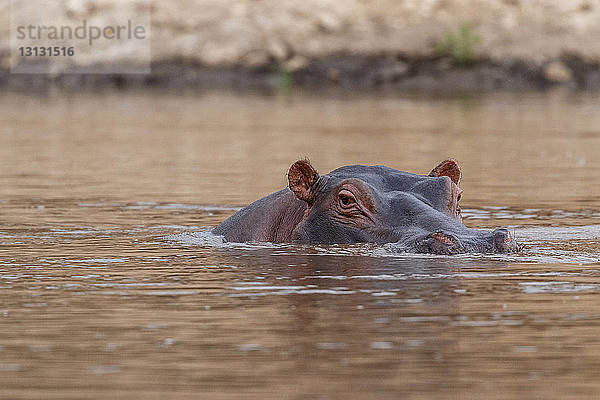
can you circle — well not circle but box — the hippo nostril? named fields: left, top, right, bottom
left=493, top=228, right=511, bottom=243
left=492, top=228, right=517, bottom=252
left=415, top=231, right=464, bottom=255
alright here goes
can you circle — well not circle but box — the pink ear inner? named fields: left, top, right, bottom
left=428, top=159, right=462, bottom=185
left=288, top=159, right=319, bottom=203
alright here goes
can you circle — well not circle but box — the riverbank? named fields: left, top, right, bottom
left=2, top=55, right=600, bottom=91
left=2, top=0, right=600, bottom=91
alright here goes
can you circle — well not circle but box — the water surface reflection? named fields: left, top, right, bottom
left=0, top=90, right=599, bottom=399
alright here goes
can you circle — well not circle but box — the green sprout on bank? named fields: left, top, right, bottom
left=434, top=23, right=482, bottom=67
left=276, top=64, right=294, bottom=92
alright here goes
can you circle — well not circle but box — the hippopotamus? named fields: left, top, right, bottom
left=212, top=159, right=519, bottom=254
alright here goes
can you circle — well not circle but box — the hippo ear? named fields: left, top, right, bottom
left=288, top=159, right=319, bottom=203
left=429, top=159, right=461, bottom=185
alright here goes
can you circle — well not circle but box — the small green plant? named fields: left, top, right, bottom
left=276, top=64, right=294, bottom=92
left=434, top=24, right=482, bottom=67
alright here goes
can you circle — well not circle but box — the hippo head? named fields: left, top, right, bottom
left=287, top=159, right=519, bottom=254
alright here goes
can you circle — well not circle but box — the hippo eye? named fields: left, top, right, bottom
left=338, top=190, right=356, bottom=208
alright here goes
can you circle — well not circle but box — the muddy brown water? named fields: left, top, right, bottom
left=0, top=89, right=599, bottom=399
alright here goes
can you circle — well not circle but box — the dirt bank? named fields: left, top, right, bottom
left=2, top=0, right=600, bottom=90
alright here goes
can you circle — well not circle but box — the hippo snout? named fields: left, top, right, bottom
left=412, top=228, right=519, bottom=255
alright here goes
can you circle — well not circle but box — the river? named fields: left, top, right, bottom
left=1, top=89, right=599, bottom=399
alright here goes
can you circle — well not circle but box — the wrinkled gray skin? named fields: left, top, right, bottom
left=212, top=160, right=519, bottom=254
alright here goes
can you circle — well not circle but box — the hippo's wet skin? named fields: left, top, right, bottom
left=212, top=159, right=519, bottom=254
